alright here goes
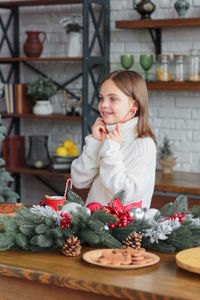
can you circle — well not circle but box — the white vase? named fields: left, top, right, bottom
left=33, top=100, right=53, bottom=115
left=67, top=32, right=82, bottom=57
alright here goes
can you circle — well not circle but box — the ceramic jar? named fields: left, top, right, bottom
left=24, top=31, right=46, bottom=57
left=174, top=0, right=190, bottom=18
left=33, top=100, right=53, bottom=115
left=67, top=32, right=82, bottom=57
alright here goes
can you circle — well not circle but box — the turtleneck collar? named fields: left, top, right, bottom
left=106, top=117, right=138, bottom=142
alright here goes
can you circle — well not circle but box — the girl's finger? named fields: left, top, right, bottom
left=116, top=123, right=121, bottom=134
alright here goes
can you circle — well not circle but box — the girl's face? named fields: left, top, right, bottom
left=98, top=79, right=134, bottom=125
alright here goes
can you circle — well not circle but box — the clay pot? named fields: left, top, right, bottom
left=159, top=156, right=176, bottom=174
left=24, top=31, right=46, bottom=57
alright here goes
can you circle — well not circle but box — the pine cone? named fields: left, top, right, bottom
left=61, top=236, right=81, bottom=257
left=122, top=231, right=142, bottom=249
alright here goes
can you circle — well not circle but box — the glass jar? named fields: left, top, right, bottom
left=26, top=135, right=52, bottom=169
left=174, top=54, right=186, bottom=81
left=187, top=49, right=199, bottom=81
left=156, top=54, right=171, bottom=81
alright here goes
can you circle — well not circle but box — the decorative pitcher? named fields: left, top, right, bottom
left=24, top=31, right=46, bottom=57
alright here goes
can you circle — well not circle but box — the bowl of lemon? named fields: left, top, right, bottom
left=54, top=139, right=79, bottom=163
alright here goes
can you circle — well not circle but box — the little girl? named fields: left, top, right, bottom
left=71, top=70, right=156, bottom=208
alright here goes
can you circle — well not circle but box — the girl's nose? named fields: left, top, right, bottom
left=101, top=99, right=109, bottom=107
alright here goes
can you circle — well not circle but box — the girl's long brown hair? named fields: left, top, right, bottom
left=101, top=70, right=156, bottom=144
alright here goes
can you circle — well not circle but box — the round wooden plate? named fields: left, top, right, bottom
left=82, top=249, right=160, bottom=269
left=176, top=247, right=200, bottom=274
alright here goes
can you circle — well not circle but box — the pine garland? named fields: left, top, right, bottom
left=0, top=192, right=199, bottom=253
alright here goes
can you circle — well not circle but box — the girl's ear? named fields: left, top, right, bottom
left=130, top=100, right=138, bottom=112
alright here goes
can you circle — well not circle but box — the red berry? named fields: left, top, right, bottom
left=60, top=213, right=64, bottom=217
left=110, top=224, right=115, bottom=229
left=166, top=217, right=171, bottom=220
left=178, top=214, right=182, bottom=218
left=122, top=222, right=127, bottom=227
left=120, top=216, right=127, bottom=222
left=179, top=217, right=185, bottom=222
left=173, top=213, right=178, bottom=218
left=117, top=223, right=122, bottom=228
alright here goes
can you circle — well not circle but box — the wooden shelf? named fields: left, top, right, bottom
left=116, top=18, right=200, bottom=29
left=0, top=0, right=82, bottom=8
left=6, top=167, right=200, bottom=196
left=155, top=170, right=200, bottom=195
left=1, top=113, right=81, bottom=120
left=7, top=167, right=70, bottom=178
left=147, top=81, right=200, bottom=91
left=0, top=57, right=82, bottom=62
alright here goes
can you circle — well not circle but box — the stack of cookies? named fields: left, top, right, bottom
left=98, top=247, right=153, bottom=266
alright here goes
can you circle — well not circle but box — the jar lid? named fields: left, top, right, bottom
left=174, top=54, right=186, bottom=57
left=158, top=54, right=170, bottom=57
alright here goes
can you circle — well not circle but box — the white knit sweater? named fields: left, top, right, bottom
left=71, top=117, right=156, bottom=208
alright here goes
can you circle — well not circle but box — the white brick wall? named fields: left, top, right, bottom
left=1, top=0, right=200, bottom=204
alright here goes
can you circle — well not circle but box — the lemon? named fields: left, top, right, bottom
left=63, top=139, right=74, bottom=149
left=56, top=146, right=68, bottom=157
left=68, top=145, right=79, bottom=156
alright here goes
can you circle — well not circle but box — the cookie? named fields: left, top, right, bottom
left=126, top=247, right=146, bottom=257
left=113, top=248, right=127, bottom=254
left=120, top=253, right=132, bottom=265
left=143, top=257, right=154, bottom=264
left=131, top=259, right=146, bottom=265
left=131, top=255, right=145, bottom=261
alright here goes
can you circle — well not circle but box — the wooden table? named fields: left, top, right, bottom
left=0, top=248, right=199, bottom=300
left=155, top=171, right=200, bottom=195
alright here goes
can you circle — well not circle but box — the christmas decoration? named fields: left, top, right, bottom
left=61, top=236, right=81, bottom=256
left=60, top=212, right=72, bottom=229
left=61, top=202, right=82, bottom=215
left=86, top=202, right=103, bottom=212
left=0, top=84, right=19, bottom=203
left=123, top=231, right=143, bottom=249
left=0, top=191, right=199, bottom=254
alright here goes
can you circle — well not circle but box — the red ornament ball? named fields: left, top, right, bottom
left=86, top=202, right=103, bottom=212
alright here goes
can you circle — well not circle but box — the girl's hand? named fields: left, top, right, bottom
left=92, top=118, right=108, bottom=142
left=105, top=123, right=122, bottom=144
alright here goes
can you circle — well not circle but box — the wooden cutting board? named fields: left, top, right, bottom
left=176, top=247, right=200, bottom=274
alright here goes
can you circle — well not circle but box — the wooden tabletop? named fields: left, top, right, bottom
left=155, top=170, right=200, bottom=195
left=0, top=248, right=199, bottom=300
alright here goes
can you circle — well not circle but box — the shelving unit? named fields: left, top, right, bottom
left=116, top=17, right=200, bottom=90
left=0, top=0, right=110, bottom=196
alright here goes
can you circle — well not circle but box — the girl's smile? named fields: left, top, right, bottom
left=98, top=79, right=134, bottom=125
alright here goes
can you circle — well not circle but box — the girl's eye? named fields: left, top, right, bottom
left=98, top=97, right=103, bottom=102
left=111, top=97, right=117, bottom=101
